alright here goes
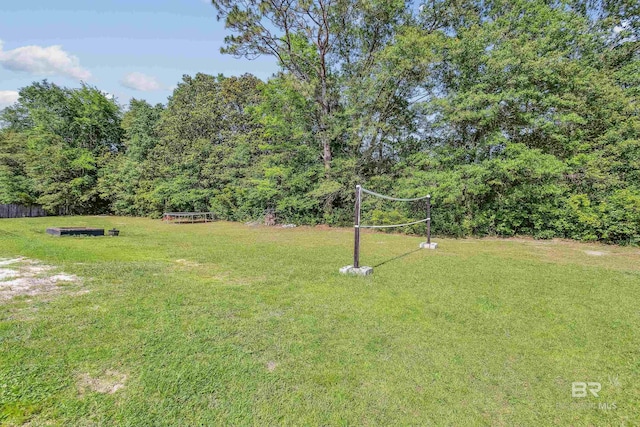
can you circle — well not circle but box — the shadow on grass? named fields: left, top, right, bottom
left=373, top=248, right=423, bottom=268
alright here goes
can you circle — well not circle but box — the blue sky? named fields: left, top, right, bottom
left=0, top=0, right=279, bottom=108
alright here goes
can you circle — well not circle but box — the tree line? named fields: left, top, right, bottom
left=1, top=0, right=638, bottom=244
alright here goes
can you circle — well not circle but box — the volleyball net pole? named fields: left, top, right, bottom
left=426, top=194, right=431, bottom=246
left=353, top=184, right=362, bottom=269
left=340, top=185, right=437, bottom=276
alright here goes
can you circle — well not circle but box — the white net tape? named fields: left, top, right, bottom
left=359, top=218, right=429, bottom=229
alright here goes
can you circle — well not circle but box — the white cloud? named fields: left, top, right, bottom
left=0, top=40, right=91, bottom=81
left=120, top=72, right=166, bottom=91
left=0, top=90, right=19, bottom=108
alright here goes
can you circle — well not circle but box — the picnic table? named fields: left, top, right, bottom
left=162, top=212, right=215, bottom=223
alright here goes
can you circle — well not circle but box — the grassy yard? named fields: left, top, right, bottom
left=0, top=217, right=639, bottom=425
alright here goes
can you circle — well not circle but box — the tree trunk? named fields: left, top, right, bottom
left=318, top=0, right=332, bottom=176
left=318, top=83, right=332, bottom=175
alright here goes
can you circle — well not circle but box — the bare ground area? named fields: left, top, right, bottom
left=0, top=257, right=82, bottom=301
left=77, top=370, right=128, bottom=395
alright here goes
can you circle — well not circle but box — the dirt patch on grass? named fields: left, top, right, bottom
left=175, top=259, right=202, bottom=267
left=0, top=258, right=81, bottom=301
left=0, top=257, right=27, bottom=266
left=584, top=250, right=608, bottom=256
left=0, top=268, right=20, bottom=280
left=266, top=361, right=278, bottom=372
left=78, top=370, right=127, bottom=395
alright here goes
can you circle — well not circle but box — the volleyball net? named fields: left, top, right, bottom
left=351, top=185, right=434, bottom=270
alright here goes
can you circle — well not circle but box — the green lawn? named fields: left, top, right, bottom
left=1, top=217, right=639, bottom=425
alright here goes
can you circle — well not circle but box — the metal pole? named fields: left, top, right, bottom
left=354, top=185, right=362, bottom=268
left=426, top=195, right=431, bottom=246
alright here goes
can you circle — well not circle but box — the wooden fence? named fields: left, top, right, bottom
left=0, top=204, right=46, bottom=218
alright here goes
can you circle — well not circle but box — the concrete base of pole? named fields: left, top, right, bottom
left=339, top=265, right=374, bottom=276
left=419, top=242, right=438, bottom=249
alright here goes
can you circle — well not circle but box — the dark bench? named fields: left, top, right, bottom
left=46, top=227, right=105, bottom=237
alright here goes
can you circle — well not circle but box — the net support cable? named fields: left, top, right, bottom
left=360, top=186, right=430, bottom=229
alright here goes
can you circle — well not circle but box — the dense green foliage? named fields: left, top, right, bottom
left=1, top=82, right=122, bottom=214
left=1, top=0, right=638, bottom=243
